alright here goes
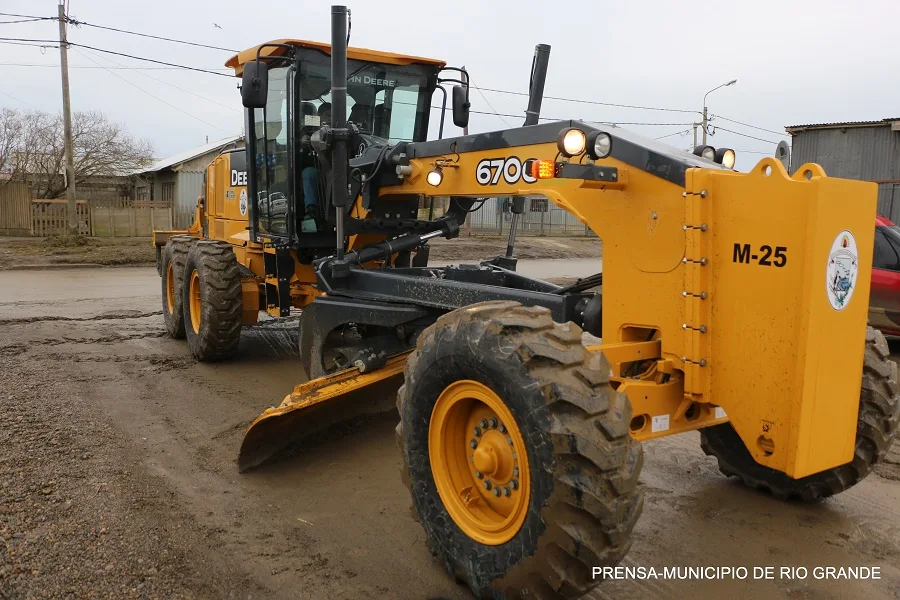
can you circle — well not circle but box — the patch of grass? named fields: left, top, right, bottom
left=41, top=234, right=97, bottom=249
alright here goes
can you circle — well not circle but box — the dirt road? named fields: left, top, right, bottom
left=2, top=266, right=899, bottom=599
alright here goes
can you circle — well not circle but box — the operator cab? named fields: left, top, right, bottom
left=227, top=39, right=463, bottom=253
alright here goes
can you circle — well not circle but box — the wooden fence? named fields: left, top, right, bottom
left=0, top=182, right=32, bottom=236
left=31, top=200, right=91, bottom=236
left=8, top=197, right=175, bottom=237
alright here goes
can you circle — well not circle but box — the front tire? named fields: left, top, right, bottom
left=701, top=326, right=900, bottom=501
left=160, top=236, right=196, bottom=339
left=182, top=240, right=243, bottom=362
left=397, top=301, right=643, bottom=599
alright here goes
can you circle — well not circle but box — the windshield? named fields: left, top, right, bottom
left=297, top=54, right=434, bottom=144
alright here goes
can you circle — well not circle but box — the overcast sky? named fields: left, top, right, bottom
left=2, top=0, right=899, bottom=171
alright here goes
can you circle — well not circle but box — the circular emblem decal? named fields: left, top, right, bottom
left=825, top=230, right=858, bottom=311
left=239, top=188, right=248, bottom=217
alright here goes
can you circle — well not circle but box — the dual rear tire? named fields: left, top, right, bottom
left=160, top=238, right=243, bottom=362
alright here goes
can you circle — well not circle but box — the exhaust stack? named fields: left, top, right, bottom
left=330, top=5, right=350, bottom=267
left=523, top=44, right=550, bottom=126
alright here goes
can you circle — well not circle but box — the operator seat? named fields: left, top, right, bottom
left=348, top=104, right=371, bottom=133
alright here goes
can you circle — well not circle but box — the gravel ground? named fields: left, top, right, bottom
left=1, top=265, right=899, bottom=600
left=0, top=356, right=263, bottom=600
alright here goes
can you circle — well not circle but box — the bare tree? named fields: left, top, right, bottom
left=0, top=108, right=153, bottom=198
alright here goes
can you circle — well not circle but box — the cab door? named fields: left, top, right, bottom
left=249, top=62, right=295, bottom=241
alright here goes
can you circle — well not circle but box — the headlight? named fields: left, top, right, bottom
left=693, top=145, right=716, bottom=161
left=557, top=128, right=586, bottom=157
left=426, top=167, right=443, bottom=186
left=715, top=148, right=736, bottom=169
left=586, top=131, right=612, bottom=159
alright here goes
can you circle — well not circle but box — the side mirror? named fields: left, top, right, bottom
left=241, top=60, right=269, bottom=109
left=452, top=85, right=470, bottom=129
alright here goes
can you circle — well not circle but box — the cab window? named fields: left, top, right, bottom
left=253, top=63, right=293, bottom=237
left=874, top=226, right=900, bottom=271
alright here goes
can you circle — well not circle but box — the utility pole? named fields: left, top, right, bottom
left=701, top=106, right=708, bottom=145
left=701, top=79, right=737, bottom=146
left=58, top=2, right=78, bottom=234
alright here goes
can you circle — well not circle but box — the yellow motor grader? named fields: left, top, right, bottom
left=154, top=6, right=899, bottom=599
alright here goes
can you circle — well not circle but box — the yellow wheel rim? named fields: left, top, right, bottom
left=429, top=380, right=530, bottom=545
left=189, top=269, right=201, bottom=334
left=165, top=262, right=175, bottom=315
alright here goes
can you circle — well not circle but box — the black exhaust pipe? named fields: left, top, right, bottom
left=330, top=5, right=350, bottom=269
left=523, top=44, right=550, bottom=126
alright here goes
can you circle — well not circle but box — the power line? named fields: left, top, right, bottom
left=0, top=17, right=55, bottom=24
left=478, top=86, right=699, bottom=115
left=0, top=37, right=231, bottom=76
left=0, top=12, right=48, bottom=19
left=713, top=126, right=781, bottom=145
left=0, top=40, right=58, bottom=49
left=711, top=114, right=785, bottom=137
left=72, top=47, right=234, bottom=134
left=66, top=18, right=239, bottom=53
left=0, top=62, right=229, bottom=70
left=734, top=149, right=775, bottom=155
left=78, top=46, right=240, bottom=113
left=589, top=120, right=694, bottom=127
left=471, top=83, right=513, bottom=128
left=0, top=89, right=41, bottom=110
left=655, top=129, right=691, bottom=140
left=435, top=102, right=693, bottom=127
left=67, top=43, right=232, bottom=77
left=0, top=36, right=59, bottom=44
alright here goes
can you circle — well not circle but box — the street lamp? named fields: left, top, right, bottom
left=701, top=79, right=737, bottom=144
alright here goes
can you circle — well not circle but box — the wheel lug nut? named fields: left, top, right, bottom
left=511, top=479, right=519, bottom=490
left=513, top=467, right=519, bottom=476
left=469, top=439, right=478, bottom=449
left=503, top=487, right=511, bottom=497
left=498, top=424, right=506, bottom=434
left=507, top=436, right=513, bottom=446
left=493, top=487, right=501, bottom=497
left=488, top=418, right=498, bottom=428
left=475, top=471, right=483, bottom=479
left=484, top=480, right=492, bottom=490
left=479, top=419, right=488, bottom=428
left=473, top=426, right=482, bottom=437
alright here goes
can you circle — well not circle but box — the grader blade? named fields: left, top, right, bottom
left=238, top=352, right=411, bottom=472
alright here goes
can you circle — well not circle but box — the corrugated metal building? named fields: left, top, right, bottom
left=786, top=118, right=900, bottom=222
left=135, top=135, right=244, bottom=228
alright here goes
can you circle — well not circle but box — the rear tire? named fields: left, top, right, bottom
left=701, top=326, right=900, bottom=501
left=160, top=235, right=196, bottom=339
left=397, top=301, right=643, bottom=599
left=182, top=240, right=243, bottom=362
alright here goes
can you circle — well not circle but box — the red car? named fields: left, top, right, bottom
left=870, top=215, right=900, bottom=335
